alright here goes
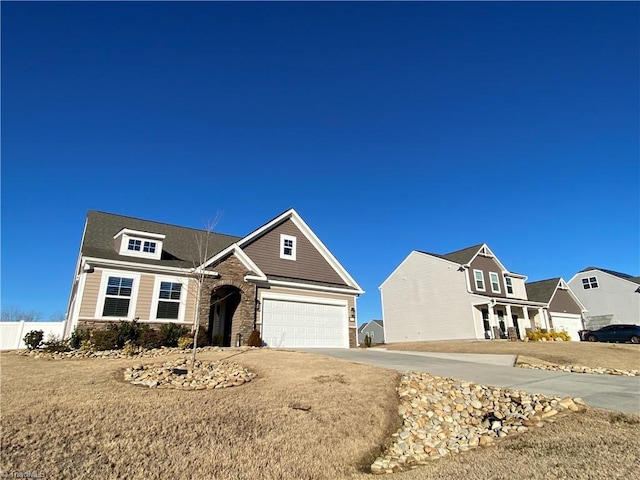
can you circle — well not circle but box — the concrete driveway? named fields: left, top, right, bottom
left=293, top=348, right=640, bottom=414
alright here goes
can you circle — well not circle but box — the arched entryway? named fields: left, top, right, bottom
left=208, top=286, right=241, bottom=347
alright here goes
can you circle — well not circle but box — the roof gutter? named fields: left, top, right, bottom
left=82, top=256, right=219, bottom=277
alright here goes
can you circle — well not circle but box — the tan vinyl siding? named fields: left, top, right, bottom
left=550, top=289, right=583, bottom=315
left=243, top=219, right=347, bottom=286
left=79, top=269, right=102, bottom=317
left=509, top=277, right=528, bottom=300
left=468, top=256, right=506, bottom=297
left=183, top=278, right=197, bottom=325
left=135, top=274, right=155, bottom=320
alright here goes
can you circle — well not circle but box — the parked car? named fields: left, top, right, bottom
left=579, top=324, right=640, bottom=344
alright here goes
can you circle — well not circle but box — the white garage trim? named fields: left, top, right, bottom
left=550, top=313, right=583, bottom=342
left=259, top=292, right=348, bottom=348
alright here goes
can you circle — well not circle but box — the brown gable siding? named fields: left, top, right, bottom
left=468, top=255, right=506, bottom=297
left=549, top=289, right=583, bottom=315
left=242, top=219, right=347, bottom=286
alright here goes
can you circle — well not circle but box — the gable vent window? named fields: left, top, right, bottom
left=582, top=277, right=599, bottom=289
left=103, top=276, right=133, bottom=317
left=280, top=234, right=297, bottom=261
left=157, top=282, right=182, bottom=319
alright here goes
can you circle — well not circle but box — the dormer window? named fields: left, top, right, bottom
left=115, top=229, right=164, bottom=260
left=280, top=234, right=297, bottom=261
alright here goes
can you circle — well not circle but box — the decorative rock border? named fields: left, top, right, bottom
left=517, top=362, right=639, bottom=377
left=124, top=358, right=256, bottom=390
left=16, top=345, right=254, bottom=360
left=370, top=371, right=586, bottom=475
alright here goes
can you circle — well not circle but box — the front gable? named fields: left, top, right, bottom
left=549, top=280, right=584, bottom=315
left=242, top=218, right=347, bottom=285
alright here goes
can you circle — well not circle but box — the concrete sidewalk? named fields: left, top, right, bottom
left=293, top=348, right=640, bottom=414
left=374, top=348, right=516, bottom=367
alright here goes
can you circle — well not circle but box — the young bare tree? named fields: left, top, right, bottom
left=0, top=306, right=42, bottom=322
left=189, top=216, right=222, bottom=370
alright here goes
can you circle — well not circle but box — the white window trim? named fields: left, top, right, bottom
left=150, top=275, right=188, bottom=322
left=118, top=233, right=163, bottom=260
left=489, top=272, right=501, bottom=294
left=279, top=234, right=297, bottom=261
left=95, top=269, right=141, bottom=320
left=473, top=269, right=485, bottom=291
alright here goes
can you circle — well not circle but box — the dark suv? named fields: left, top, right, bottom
left=580, top=324, right=640, bottom=344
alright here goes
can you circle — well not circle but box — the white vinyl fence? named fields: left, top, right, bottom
left=0, top=321, right=66, bottom=350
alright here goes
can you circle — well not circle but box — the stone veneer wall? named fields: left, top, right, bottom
left=199, top=254, right=257, bottom=347
left=349, top=327, right=357, bottom=348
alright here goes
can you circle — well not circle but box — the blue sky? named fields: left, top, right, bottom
left=2, top=2, right=638, bottom=323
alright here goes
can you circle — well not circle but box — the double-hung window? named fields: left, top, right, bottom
left=156, top=282, right=182, bottom=320
left=103, top=276, right=133, bottom=317
left=489, top=272, right=501, bottom=293
left=474, top=270, right=485, bottom=291
left=505, top=277, right=514, bottom=295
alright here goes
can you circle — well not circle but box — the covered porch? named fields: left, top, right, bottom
left=472, top=298, right=549, bottom=340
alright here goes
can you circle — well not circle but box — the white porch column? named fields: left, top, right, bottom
left=488, top=304, right=495, bottom=339
left=505, top=305, right=513, bottom=326
left=538, top=308, right=549, bottom=330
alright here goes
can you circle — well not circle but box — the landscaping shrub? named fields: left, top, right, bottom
left=23, top=330, right=44, bottom=350
left=43, top=334, right=71, bottom=353
left=159, top=323, right=189, bottom=347
left=526, top=329, right=571, bottom=342
left=364, top=334, right=372, bottom=348
left=138, top=328, right=164, bottom=349
left=91, top=329, right=119, bottom=351
left=247, top=329, right=262, bottom=347
left=177, top=335, right=193, bottom=349
left=69, top=328, right=90, bottom=349
left=107, top=319, right=142, bottom=348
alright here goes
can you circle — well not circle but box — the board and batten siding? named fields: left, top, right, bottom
left=243, top=219, right=347, bottom=286
left=549, top=289, right=583, bottom=315
left=382, top=252, right=480, bottom=343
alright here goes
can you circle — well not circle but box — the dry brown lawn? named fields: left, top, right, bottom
left=384, top=340, right=640, bottom=371
left=2, top=349, right=639, bottom=480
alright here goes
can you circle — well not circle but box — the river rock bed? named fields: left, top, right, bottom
left=124, top=357, right=256, bottom=390
left=17, top=345, right=249, bottom=360
left=370, top=371, right=586, bottom=475
left=517, top=362, right=639, bottom=376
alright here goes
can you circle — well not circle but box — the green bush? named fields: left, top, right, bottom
left=91, top=329, right=119, bottom=351
left=23, top=330, right=44, bottom=350
left=43, top=334, right=71, bottom=353
left=364, top=334, right=372, bottom=348
left=69, top=328, right=90, bottom=349
left=107, top=320, right=142, bottom=349
left=159, top=323, right=189, bottom=348
left=247, top=329, right=262, bottom=347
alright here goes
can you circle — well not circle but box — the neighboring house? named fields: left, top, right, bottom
left=380, top=244, right=552, bottom=343
left=357, top=319, right=385, bottom=344
left=525, top=278, right=586, bottom=341
left=567, top=267, right=640, bottom=328
left=64, top=209, right=364, bottom=348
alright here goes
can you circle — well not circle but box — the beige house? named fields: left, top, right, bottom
left=380, top=244, right=556, bottom=343
left=65, top=209, right=363, bottom=348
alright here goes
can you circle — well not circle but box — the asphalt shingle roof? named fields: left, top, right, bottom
left=580, top=266, right=640, bottom=285
left=418, top=244, right=484, bottom=265
left=82, top=211, right=242, bottom=268
left=525, top=278, right=560, bottom=303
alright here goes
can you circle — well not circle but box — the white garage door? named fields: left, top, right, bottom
left=551, top=314, right=583, bottom=342
left=261, top=299, right=348, bottom=348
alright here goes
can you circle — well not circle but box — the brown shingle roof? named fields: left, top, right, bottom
left=525, top=278, right=560, bottom=303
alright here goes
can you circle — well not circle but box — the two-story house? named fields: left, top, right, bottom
left=380, top=244, right=552, bottom=343
left=64, top=209, right=364, bottom=348
left=567, top=267, right=640, bottom=328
